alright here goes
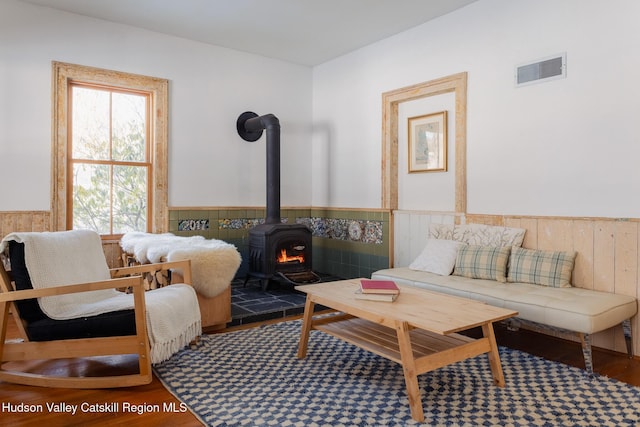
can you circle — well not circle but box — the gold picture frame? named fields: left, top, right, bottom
left=408, top=110, right=448, bottom=173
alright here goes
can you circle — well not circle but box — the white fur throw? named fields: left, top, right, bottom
left=120, top=232, right=241, bottom=298
left=0, top=230, right=201, bottom=364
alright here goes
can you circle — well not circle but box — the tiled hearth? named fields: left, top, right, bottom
left=228, top=273, right=342, bottom=327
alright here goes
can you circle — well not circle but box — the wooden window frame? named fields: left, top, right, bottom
left=52, top=62, right=169, bottom=235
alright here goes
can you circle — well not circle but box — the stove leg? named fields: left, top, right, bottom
left=242, top=275, right=252, bottom=287
left=243, top=273, right=272, bottom=291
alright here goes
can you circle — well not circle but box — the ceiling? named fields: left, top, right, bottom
left=20, top=0, right=477, bottom=66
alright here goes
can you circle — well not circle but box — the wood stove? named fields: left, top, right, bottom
left=247, top=222, right=317, bottom=289
left=237, top=112, right=319, bottom=290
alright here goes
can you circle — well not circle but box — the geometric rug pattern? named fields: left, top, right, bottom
left=154, top=320, right=640, bottom=426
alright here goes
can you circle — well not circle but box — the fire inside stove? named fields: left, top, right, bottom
left=276, top=245, right=306, bottom=267
left=273, top=240, right=320, bottom=285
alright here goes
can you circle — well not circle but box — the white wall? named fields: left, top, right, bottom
left=0, top=0, right=312, bottom=211
left=4, top=0, right=640, bottom=219
left=312, top=0, right=640, bottom=218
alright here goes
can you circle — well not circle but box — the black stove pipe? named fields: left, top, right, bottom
left=237, top=112, right=281, bottom=224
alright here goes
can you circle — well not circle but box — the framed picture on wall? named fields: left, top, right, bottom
left=408, top=110, right=448, bottom=173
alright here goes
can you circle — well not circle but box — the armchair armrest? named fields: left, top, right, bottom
left=0, top=276, right=142, bottom=303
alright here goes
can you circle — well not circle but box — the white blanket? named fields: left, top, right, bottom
left=120, top=232, right=242, bottom=297
left=0, top=230, right=201, bottom=364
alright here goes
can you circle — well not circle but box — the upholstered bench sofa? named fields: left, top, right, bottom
left=372, top=223, right=637, bottom=374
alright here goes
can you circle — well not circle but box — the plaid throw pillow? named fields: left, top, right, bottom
left=507, top=247, right=576, bottom=287
left=453, top=245, right=511, bottom=283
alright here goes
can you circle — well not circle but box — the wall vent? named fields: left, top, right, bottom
left=515, top=53, right=566, bottom=87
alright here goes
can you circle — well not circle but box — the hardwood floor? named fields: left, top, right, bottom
left=1, top=315, right=639, bottom=426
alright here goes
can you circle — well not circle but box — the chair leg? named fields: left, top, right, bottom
left=0, top=302, right=9, bottom=357
left=622, top=319, right=634, bottom=359
left=578, top=333, right=594, bottom=375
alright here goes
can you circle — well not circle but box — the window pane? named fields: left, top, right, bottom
left=72, top=87, right=110, bottom=160
left=72, top=163, right=110, bottom=233
left=112, top=165, right=148, bottom=234
left=112, top=92, right=147, bottom=162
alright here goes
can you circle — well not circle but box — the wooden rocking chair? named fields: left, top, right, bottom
left=0, top=230, right=196, bottom=389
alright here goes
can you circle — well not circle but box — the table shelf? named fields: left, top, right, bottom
left=314, top=316, right=475, bottom=365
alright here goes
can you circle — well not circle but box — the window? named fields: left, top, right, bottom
left=52, top=62, right=169, bottom=236
left=70, top=84, right=151, bottom=235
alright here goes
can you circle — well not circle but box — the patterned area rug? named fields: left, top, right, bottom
left=154, top=320, right=640, bottom=426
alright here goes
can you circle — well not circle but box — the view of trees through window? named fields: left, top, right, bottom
left=70, top=84, right=150, bottom=235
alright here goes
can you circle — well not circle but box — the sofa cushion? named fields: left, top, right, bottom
left=409, top=239, right=463, bottom=276
left=453, top=245, right=511, bottom=282
left=508, top=247, right=576, bottom=288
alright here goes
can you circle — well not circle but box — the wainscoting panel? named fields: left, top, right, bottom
left=392, top=211, right=460, bottom=267
left=0, top=211, right=50, bottom=237
left=475, top=215, right=639, bottom=357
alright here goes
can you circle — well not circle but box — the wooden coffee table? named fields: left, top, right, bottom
left=296, top=279, right=518, bottom=422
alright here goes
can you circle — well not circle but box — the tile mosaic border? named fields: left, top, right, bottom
left=178, top=219, right=210, bottom=231
left=298, top=218, right=383, bottom=244
left=178, top=216, right=383, bottom=244
left=218, top=218, right=289, bottom=229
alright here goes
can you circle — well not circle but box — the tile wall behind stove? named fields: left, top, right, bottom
left=168, top=208, right=390, bottom=279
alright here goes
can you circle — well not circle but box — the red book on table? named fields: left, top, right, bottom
left=359, top=279, right=400, bottom=294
